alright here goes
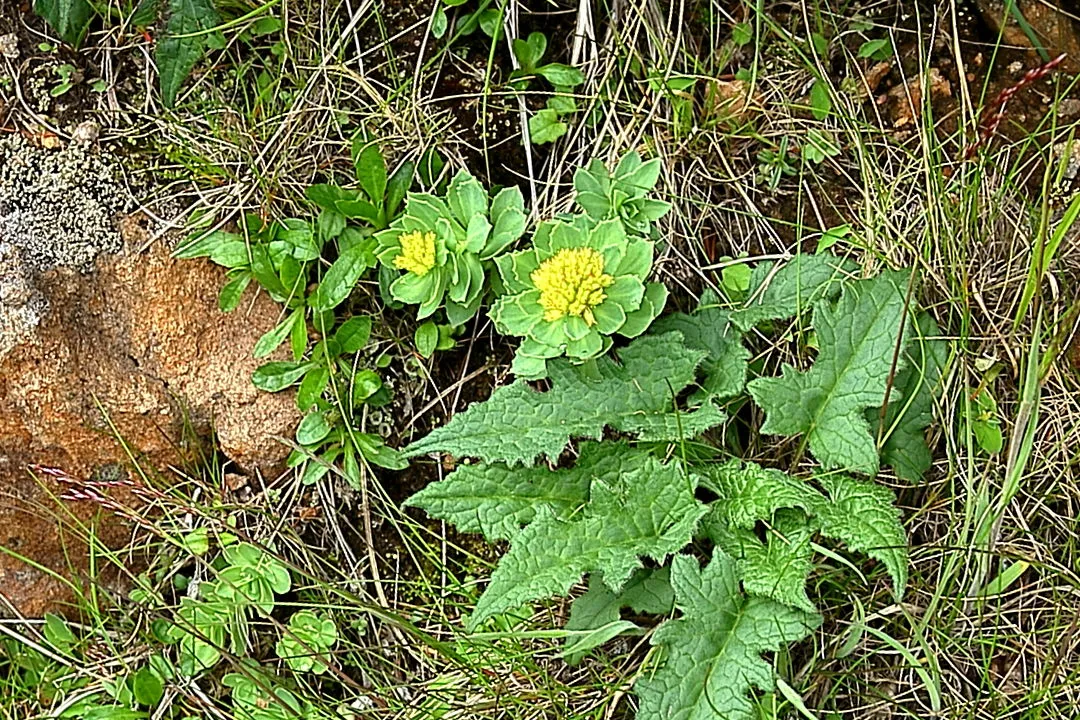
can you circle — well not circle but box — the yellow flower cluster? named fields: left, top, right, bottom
left=531, top=247, right=614, bottom=325
left=393, top=231, right=437, bottom=276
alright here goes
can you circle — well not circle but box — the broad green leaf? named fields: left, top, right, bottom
left=729, top=253, right=857, bottom=331
left=431, top=5, right=447, bottom=38
left=815, top=473, right=907, bottom=597
left=748, top=271, right=912, bottom=474
left=218, top=272, right=251, bottom=312
left=181, top=527, right=210, bottom=556
left=157, top=0, right=220, bottom=108
left=469, top=454, right=707, bottom=627
left=296, top=411, right=332, bottom=446
left=403, top=333, right=724, bottom=466
left=132, top=666, right=164, bottom=706
left=311, top=241, right=373, bottom=310
left=405, top=442, right=646, bottom=541
left=34, top=0, right=92, bottom=47
left=253, top=309, right=302, bottom=358
left=651, top=290, right=749, bottom=399
left=208, top=240, right=250, bottom=269
left=173, top=230, right=240, bottom=259
left=385, top=161, right=414, bottom=220
left=634, top=553, right=820, bottom=720
left=873, top=313, right=947, bottom=481
left=334, top=316, right=372, bottom=353
left=44, top=613, right=77, bottom=652
left=709, top=511, right=817, bottom=613
left=296, top=366, right=328, bottom=411
left=536, top=63, right=585, bottom=87
left=701, top=459, right=824, bottom=530
left=809, top=78, right=832, bottom=120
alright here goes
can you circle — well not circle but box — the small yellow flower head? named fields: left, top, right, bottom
left=393, top=231, right=437, bottom=276
left=531, top=247, right=614, bottom=325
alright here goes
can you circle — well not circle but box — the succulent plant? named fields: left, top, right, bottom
left=573, top=151, right=671, bottom=236
left=375, top=169, right=526, bottom=325
left=491, top=216, right=668, bottom=378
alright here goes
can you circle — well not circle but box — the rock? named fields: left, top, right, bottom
left=880, top=68, right=953, bottom=128
left=974, top=0, right=1080, bottom=70
left=703, top=79, right=763, bottom=126
left=0, top=215, right=301, bottom=617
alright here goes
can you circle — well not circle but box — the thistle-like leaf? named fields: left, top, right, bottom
left=708, top=511, right=817, bottom=614
left=404, top=442, right=650, bottom=542
left=634, top=553, right=820, bottom=720
left=651, top=290, right=749, bottom=400
left=469, top=454, right=707, bottom=627
left=404, top=333, right=724, bottom=466
left=701, top=459, right=824, bottom=530
left=872, top=313, right=948, bottom=481
left=729, top=253, right=858, bottom=331
left=748, top=270, right=912, bottom=475
left=157, top=0, right=220, bottom=108
left=814, top=473, right=908, bottom=597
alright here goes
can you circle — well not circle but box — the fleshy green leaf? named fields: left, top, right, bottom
left=873, top=313, right=947, bottom=481
left=651, top=290, right=749, bottom=399
left=403, top=333, right=724, bottom=465
left=729, top=253, right=858, bottom=331
left=157, top=0, right=221, bottom=108
left=748, top=271, right=912, bottom=475
left=634, top=553, right=820, bottom=720
left=469, top=454, right=707, bottom=627
left=404, top=442, right=650, bottom=541
left=815, top=473, right=908, bottom=597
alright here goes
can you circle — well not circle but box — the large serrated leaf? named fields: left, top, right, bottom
left=404, top=442, right=652, bottom=542
left=708, top=511, right=817, bottom=614
left=815, top=473, right=908, bottom=597
left=634, top=553, right=820, bottom=720
left=404, top=333, right=724, bottom=466
left=873, top=313, right=947, bottom=481
left=469, top=454, right=707, bottom=627
left=157, top=0, right=220, bottom=108
left=748, top=270, right=912, bottom=475
left=651, top=290, right=749, bottom=400
left=729, top=253, right=858, bottom=331
left=701, top=459, right=825, bottom=530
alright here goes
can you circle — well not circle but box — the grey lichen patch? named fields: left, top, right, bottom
left=0, top=135, right=133, bottom=357
left=0, top=134, right=131, bottom=271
